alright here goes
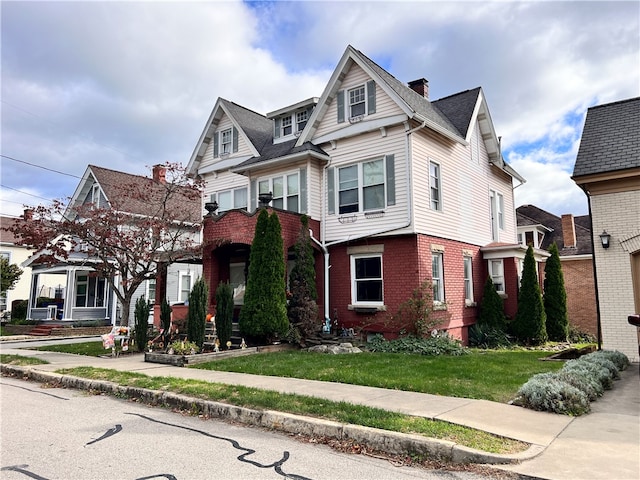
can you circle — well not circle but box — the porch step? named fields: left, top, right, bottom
left=28, top=325, right=62, bottom=336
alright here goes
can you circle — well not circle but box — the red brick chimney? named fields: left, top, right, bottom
left=561, top=214, right=577, bottom=248
left=408, top=78, right=429, bottom=99
left=153, top=164, right=166, bottom=184
left=23, top=208, right=33, bottom=221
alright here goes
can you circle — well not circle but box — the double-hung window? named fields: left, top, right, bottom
left=296, top=111, right=308, bottom=132
left=463, top=256, right=474, bottom=304
left=281, top=116, right=293, bottom=136
left=258, top=172, right=300, bottom=212
left=490, top=190, right=504, bottom=241
left=348, top=85, right=366, bottom=117
left=338, top=159, right=385, bottom=214
left=430, top=161, right=441, bottom=211
left=351, top=254, right=383, bottom=305
left=147, top=278, right=156, bottom=305
left=489, top=259, right=505, bottom=294
left=179, top=272, right=192, bottom=303
left=213, top=187, right=248, bottom=213
left=221, top=128, right=232, bottom=154
left=432, top=252, right=445, bottom=303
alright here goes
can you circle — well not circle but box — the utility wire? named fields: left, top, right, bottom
left=0, top=184, right=55, bottom=202
left=1, top=154, right=82, bottom=179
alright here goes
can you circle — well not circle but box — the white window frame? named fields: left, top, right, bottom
left=213, top=187, right=248, bottom=214
left=74, top=273, right=106, bottom=308
left=257, top=172, right=300, bottom=212
left=350, top=253, right=383, bottom=306
left=430, top=161, right=442, bottom=211
left=91, top=184, right=100, bottom=207
left=338, top=158, right=386, bottom=214
left=490, top=189, right=504, bottom=241
left=296, top=110, right=308, bottom=132
left=489, top=259, right=505, bottom=294
left=432, top=252, right=445, bottom=304
left=348, top=84, right=366, bottom=118
left=463, top=256, right=474, bottom=305
left=281, top=115, right=293, bottom=136
left=178, top=271, right=194, bottom=304
left=220, top=128, right=232, bottom=155
left=146, top=278, right=156, bottom=305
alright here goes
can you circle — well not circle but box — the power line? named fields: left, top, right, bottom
left=0, top=184, right=55, bottom=202
left=0, top=154, right=81, bottom=179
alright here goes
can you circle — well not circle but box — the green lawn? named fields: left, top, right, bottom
left=0, top=354, right=49, bottom=365
left=193, top=349, right=564, bottom=403
left=32, top=341, right=113, bottom=357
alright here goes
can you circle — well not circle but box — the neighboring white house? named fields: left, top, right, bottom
left=20, top=164, right=202, bottom=325
left=572, top=96, right=640, bottom=362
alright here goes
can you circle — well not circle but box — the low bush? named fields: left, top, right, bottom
left=167, top=340, right=199, bottom=356
left=513, top=372, right=591, bottom=415
left=513, top=349, right=630, bottom=415
left=468, top=323, right=512, bottom=349
left=567, top=324, right=596, bottom=344
left=367, top=333, right=467, bottom=356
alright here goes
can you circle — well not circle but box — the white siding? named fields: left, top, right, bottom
left=319, top=125, right=409, bottom=243
left=411, top=121, right=517, bottom=246
left=202, top=171, right=249, bottom=207
left=314, top=64, right=405, bottom=139
left=198, top=114, right=253, bottom=174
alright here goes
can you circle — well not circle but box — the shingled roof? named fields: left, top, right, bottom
left=573, top=97, right=640, bottom=178
left=86, top=165, right=201, bottom=223
left=516, top=204, right=592, bottom=256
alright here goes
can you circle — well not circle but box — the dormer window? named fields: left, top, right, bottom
left=337, top=80, right=376, bottom=123
left=296, top=110, right=308, bottom=131
left=213, top=126, right=238, bottom=158
left=281, top=116, right=293, bottom=136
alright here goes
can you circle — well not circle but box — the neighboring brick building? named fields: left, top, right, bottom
left=572, top=97, right=640, bottom=362
left=188, top=46, right=545, bottom=342
left=516, top=205, right=597, bottom=337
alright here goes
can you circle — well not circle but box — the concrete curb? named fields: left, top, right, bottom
left=1, top=364, right=544, bottom=464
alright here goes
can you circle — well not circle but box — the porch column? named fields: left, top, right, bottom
left=27, top=273, right=39, bottom=320
left=63, top=269, right=75, bottom=320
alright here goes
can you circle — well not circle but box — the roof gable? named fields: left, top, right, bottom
left=187, top=98, right=272, bottom=176
left=573, top=97, right=640, bottom=178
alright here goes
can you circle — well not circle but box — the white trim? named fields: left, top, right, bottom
left=350, top=252, right=384, bottom=306
left=313, top=114, right=408, bottom=145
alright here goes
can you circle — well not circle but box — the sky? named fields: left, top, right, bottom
left=1, top=0, right=639, bottom=220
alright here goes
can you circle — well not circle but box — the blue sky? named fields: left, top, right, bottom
left=2, top=0, right=639, bottom=219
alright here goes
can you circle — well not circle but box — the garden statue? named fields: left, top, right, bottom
left=322, top=317, right=331, bottom=334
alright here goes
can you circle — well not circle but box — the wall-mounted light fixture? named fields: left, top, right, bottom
left=599, top=230, right=611, bottom=249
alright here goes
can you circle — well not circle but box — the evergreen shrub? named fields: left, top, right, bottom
left=186, top=277, right=209, bottom=349
left=367, top=334, right=467, bottom=356
left=215, top=281, right=234, bottom=350
left=544, top=243, right=569, bottom=341
left=513, top=372, right=590, bottom=415
left=468, top=323, right=512, bottom=349
left=134, top=296, right=150, bottom=352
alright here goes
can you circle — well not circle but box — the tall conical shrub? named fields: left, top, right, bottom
left=160, top=298, right=172, bottom=348
left=186, top=276, right=209, bottom=349
left=239, top=209, right=288, bottom=341
left=512, top=245, right=547, bottom=345
left=215, top=281, right=234, bottom=349
left=478, top=275, right=506, bottom=329
left=544, top=243, right=569, bottom=342
left=287, top=215, right=319, bottom=342
left=134, top=295, right=150, bottom=352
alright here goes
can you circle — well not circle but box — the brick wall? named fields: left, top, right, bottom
left=591, top=190, right=640, bottom=362
left=328, top=234, right=482, bottom=343
left=558, top=257, right=597, bottom=336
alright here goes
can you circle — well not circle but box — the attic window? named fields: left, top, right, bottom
left=221, top=129, right=232, bottom=154
left=349, top=85, right=366, bottom=117
left=281, top=116, right=292, bottom=136
left=296, top=110, right=308, bottom=131
left=91, top=184, right=100, bottom=208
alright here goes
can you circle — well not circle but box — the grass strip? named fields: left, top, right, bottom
left=56, top=366, right=527, bottom=454
left=193, top=349, right=564, bottom=403
left=32, top=341, right=109, bottom=357
left=0, top=354, right=49, bottom=365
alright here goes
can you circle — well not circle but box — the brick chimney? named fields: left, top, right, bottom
left=23, top=208, right=33, bottom=221
left=152, top=164, right=166, bottom=184
left=561, top=214, right=577, bottom=248
left=408, top=78, right=429, bottom=99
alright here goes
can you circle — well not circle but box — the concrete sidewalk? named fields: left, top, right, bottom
left=1, top=339, right=638, bottom=478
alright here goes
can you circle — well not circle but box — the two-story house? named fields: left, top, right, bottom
left=21, top=164, right=202, bottom=325
left=188, top=46, right=533, bottom=342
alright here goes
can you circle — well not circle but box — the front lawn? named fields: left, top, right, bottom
left=194, top=349, right=564, bottom=403
left=31, top=341, right=112, bottom=357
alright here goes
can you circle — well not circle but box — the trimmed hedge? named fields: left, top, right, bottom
left=512, top=350, right=629, bottom=416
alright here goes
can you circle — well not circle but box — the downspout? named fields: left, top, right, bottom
left=312, top=120, right=421, bottom=323
left=581, top=184, right=602, bottom=350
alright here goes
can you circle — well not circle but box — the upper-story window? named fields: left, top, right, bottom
left=213, top=126, right=238, bottom=158
left=258, top=172, right=300, bottom=212
left=490, top=189, right=504, bottom=241
left=296, top=110, right=308, bottom=131
left=430, top=161, right=441, bottom=211
left=337, top=80, right=376, bottom=123
left=349, top=85, right=366, bottom=117
left=281, top=116, right=293, bottom=136
left=338, top=158, right=385, bottom=214
left=212, top=187, right=248, bottom=214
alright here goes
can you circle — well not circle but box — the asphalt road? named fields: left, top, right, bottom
left=0, top=376, right=501, bottom=480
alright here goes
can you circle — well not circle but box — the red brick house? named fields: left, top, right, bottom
left=188, top=46, right=540, bottom=342
left=516, top=205, right=597, bottom=337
